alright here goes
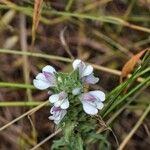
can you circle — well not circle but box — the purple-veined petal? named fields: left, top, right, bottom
left=82, top=74, right=99, bottom=84
left=33, top=79, right=50, bottom=90
left=89, top=91, right=105, bottom=102
left=81, top=93, right=96, bottom=103
left=82, top=101, right=98, bottom=115
left=49, top=107, right=67, bottom=124
left=43, top=71, right=56, bottom=85
left=60, top=99, right=69, bottom=109
left=54, top=99, right=64, bottom=107
left=42, top=65, right=56, bottom=74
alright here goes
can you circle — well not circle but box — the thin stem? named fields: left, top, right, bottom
left=0, top=101, right=49, bottom=107
left=118, top=104, right=150, bottom=150
left=0, top=82, right=34, bottom=89
left=20, top=12, right=32, bottom=101
left=0, top=100, right=49, bottom=131
left=1, top=1, right=150, bottom=33
left=30, top=129, right=62, bottom=150
left=0, top=49, right=145, bottom=82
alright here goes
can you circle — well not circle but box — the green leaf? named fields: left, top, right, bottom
left=51, top=138, right=66, bottom=150
left=63, top=121, right=76, bottom=142
left=76, top=134, right=84, bottom=150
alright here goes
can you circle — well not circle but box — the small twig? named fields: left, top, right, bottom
left=0, top=101, right=49, bottom=131
left=0, top=101, right=48, bottom=107
left=143, top=123, right=150, bottom=137
left=30, top=129, right=62, bottom=150
left=118, top=104, right=150, bottom=150
left=20, top=12, right=32, bottom=101
left=0, top=49, right=145, bottom=83
left=60, top=27, right=74, bottom=59
left=95, top=115, right=119, bottom=147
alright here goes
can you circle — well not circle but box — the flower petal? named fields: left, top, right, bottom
left=90, top=90, right=105, bottom=102
left=49, top=94, right=59, bottom=103
left=54, top=100, right=63, bottom=107
left=72, top=59, right=81, bottom=70
left=82, top=101, right=98, bottom=115
left=36, top=73, right=47, bottom=81
left=72, top=87, right=81, bottom=95
left=48, top=116, right=55, bottom=120
left=60, top=99, right=69, bottom=109
left=42, top=65, right=56, bottom=74
left=82, top=74, right=99, bottom=84
left=33, top=79, right=50, bottom=90
left=96, top=102, right=104, bottom=110
left=82, top=65, right=93, bottom=77
left=43, top=71, right=56, bottom=82
left=49, top=109, right=67, bottom=125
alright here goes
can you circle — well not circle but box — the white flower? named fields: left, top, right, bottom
left=72, top=87, right=81, bottom=95
left=33, top=65, right=56, bottom=90
left=49, top=106, right=67, bottom=124
left=49, top=91, right=69, bottom=109
left=81, top=73, right=99, bottom=84
left=72, top=59, right=99, bottom=84
left=80, top=90, right=105, bottom=115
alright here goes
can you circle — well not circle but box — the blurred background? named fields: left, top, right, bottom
left=0, top=0, right=150, bottom=149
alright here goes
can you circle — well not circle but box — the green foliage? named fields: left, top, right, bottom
left=52, top=52, right=150, bottom=150
left=52, top=138, right=66, bottom=150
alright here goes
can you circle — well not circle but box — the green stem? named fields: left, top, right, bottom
left=103, top=76, right=150, bottom=117
left=0, top=48, right=71, bottom=62
left=0, top=101, right=49, bottom=107
left=0, top=82, right=34, bottom=89
left=118, top=104, right=150, bottom=150
left=1, top=2, right=150, bottom=33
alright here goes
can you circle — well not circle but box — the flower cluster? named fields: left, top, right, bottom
left=33, top=59, right=105, bottom=124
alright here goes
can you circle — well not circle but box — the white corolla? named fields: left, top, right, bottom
left=49, top=106, right=67, bottom=124
left=49, top=91, right=69, bottom=109
left=72, top=59, right=99, bottom=84
left=33, top=65, right=56, bottom=90
left=80, top=90, right=105, bottom=115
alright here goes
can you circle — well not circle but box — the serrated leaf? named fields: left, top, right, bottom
left=52, top=138, right=66, bottom=150
left=63, top=122, right=75, bottom=142
left=76, top=134, right=84, bottom=150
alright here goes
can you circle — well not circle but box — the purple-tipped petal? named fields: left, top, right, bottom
left=43, top=71, right=56, bottom=85
left=49, top=106, right=67, bottom=124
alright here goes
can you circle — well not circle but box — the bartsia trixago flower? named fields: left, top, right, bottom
left=49, top=106, right=67, bottom=124
left=33, top=65, right=56, bottom=90
left=49, top=91, right=69, bottom=109
left=72, top=59, right=99, bottom=84
left=80, top=90, right=105, bottom=115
